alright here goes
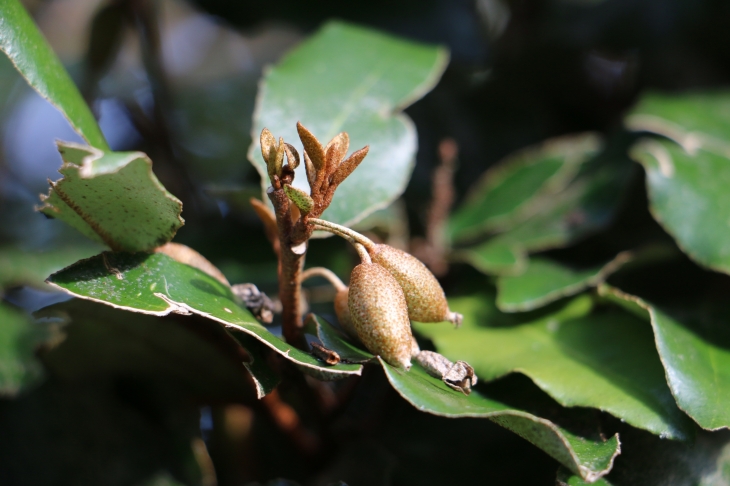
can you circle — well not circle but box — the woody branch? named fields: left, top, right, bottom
left=258, top=122, right=368, bottom=347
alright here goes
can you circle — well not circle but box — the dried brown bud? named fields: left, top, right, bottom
left=348, top=262, right=413, bottom=369
left=310, top=342, right=341, bottom=365
left=370, top=244, right=462, bottom=326
left=415, top=350, right=477, bottom=395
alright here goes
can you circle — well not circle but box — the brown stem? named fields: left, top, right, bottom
left=412, top=138, right=458, bottom=276
left=268, top=187, right=307, bottom=348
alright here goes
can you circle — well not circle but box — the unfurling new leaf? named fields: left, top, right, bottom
left=296, top=122, right=326, bottom=171
left=284, top=185, right=314, bottom=214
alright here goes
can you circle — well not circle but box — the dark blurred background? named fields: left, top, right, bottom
left=3, top=0, right=730, bottom=272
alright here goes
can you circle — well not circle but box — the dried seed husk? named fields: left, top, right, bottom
left=348, top=263, right=413, bottom=369
left=370, top=244, right=462, bottom=325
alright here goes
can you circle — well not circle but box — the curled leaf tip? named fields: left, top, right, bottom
left=284, top=142, right=300, bottom=170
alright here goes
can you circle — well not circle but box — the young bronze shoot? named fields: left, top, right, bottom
left=257, top=123, right=369, bottom=347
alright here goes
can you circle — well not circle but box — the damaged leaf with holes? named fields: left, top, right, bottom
left=39, top=143, right=184, bottom=253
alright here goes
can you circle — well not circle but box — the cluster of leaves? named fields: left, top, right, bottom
left=3, top=0, right=730, bottom=484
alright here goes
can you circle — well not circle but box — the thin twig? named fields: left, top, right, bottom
left=300, top=267, right=347, bottom=291
left=412, top=138, right=459, bottom=276
left=353, top=242, right=371, bottom=264
left=308, top=218, right=376, bottom=250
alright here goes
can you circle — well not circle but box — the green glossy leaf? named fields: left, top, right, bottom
left=0, top=245, right=102, bottom=288
left=590, top=421, right=730, bottom=486
left=47, top=252, right=362, bottom=382
left=557, top=467, right=613, bottom=486
left=449, top=133, right=599, bottom=242
left=0, top=2, right=183, bottom=251
left=414, top=294, right=692, bottom=439
left=228, top=331, right=281, bottom=398
left=453, top=240, right=526, bottom=276
left=631, top=137, right=730, bottom=275
left=456, top=154, right=634, bottom=276
left=0, top=0, right=108, bottom=149
left=308, top=314, right=373, bottom=364
left=38, top=142, right=184, bottom=252
left=627, top=90, right=730, bottom=150
left=309, top=313, right=619, bottom=481
left=248, top=21, right=448, bottom=227
left=37, top=299, right=259, bottom=403
left=600, top=285, right=730, bottom=431
left=0, top=303, right=44, bottom=396
left=381, top=359, right=619, bottom=482
left=496, top=253, right=630, bottom=312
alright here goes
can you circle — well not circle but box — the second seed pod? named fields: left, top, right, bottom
left=348, top=262, right=413, bottom=369
left=369, top=244, right=462, bottom=325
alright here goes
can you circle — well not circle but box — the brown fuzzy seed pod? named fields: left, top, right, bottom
left=334, top=287, right=358, bottom=339
left=348, top=263, right=413, bottom=369
left=370, top=244, right=462, bottom=325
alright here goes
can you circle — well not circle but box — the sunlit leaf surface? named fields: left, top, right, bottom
left=455, top=146, right=634, bottom=276
left=496, top=254, right=629, bottom=312
left=309, top=315, right=619, bottom=481
left=449, top=134, right=599, bottom=242
left=47, top=252, right=361, bottom=383
left=601, top=284, right=730, bottom=431
left=414, top=294, right=692, bottom=439
left=39, top=143, right=184, bottom=252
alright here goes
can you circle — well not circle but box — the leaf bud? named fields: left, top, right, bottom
left=283, top=185, right=314, bottom=214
